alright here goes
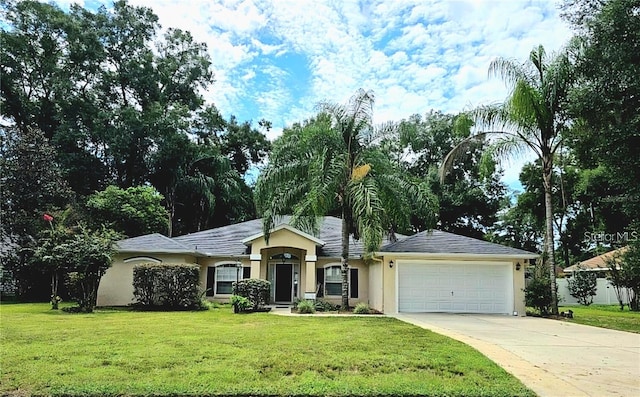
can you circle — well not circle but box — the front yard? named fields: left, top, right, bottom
left=559, top=305, right=640, bottom=333
left=1, top=303, right=533, bottom=396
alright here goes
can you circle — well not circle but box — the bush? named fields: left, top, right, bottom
left=567, top=268, right=598, bottom=306
left=132, top=263, right=203, bottom=310
left=230, top=295, right=252, bottom=312
left=315, top=300, right=340, bottom=312
left=296, top=300, right=315, bottom=314
left=232, top=279, right=270, bottom=310
left=525, top=271, right=555, bottom=316
left=353, top=302, right=371, bottom=314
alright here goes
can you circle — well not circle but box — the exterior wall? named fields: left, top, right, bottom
left=557, top=277, right=628, bottom=306
left=97, top=253, right=197, bottom=306
left=368, top=260, right=383, bottom=312
left=198, top=257, right=250, bottom=302
left=512, top=260, right=526, bottom=316
left=315, top=258, right=368, bottom=307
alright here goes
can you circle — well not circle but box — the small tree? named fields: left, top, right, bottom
left=606, top=253, right=627, bottom=310
left=525, top=264, right=555, bottom=315
left=567, top=267, right=597, bottom=306
left=621, top=240, right=640, bottom=311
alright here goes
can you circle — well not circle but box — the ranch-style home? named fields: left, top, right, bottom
left=97, top=216, right=537, bottom=315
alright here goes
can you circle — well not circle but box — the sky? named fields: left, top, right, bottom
left=53, top=0, right=574, bottom=190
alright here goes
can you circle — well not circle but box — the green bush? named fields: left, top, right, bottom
left=353, top=302, right=372, bottom=314
left=132, top=263, right=204, bottom=310
left=230, top=295, right=252, bottom=312
left=568, top=269, right=598, bottom=306
left=296, top=300, right=315, bottom=314
left=315, top=300, right=340, bottom=312
left=525, top=273, right=554, bottom=316
left=232, top=279, right=270, bottom=310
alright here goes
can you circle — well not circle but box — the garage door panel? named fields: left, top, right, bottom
left=398, top=262, right=513, bottom=314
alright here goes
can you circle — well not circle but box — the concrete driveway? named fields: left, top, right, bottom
left=393, top=313, right=640, bottom=397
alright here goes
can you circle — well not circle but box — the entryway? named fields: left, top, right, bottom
left=269, top=261, right=300, bottom=303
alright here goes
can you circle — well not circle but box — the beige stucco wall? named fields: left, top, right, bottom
left=315, top=258, right=368, bottom=307
left=97, top=253, right=197, bottom=306
left=368, top=260, right=383, bottom=312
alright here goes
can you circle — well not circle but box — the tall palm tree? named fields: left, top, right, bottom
left=441, top=45, right=574, bottom=315
left=256, top=89, right=436, bottom=308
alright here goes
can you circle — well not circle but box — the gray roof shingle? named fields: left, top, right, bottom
left=117, top=233, right=193, bottom=252
left=380, top=230, right=536, bottom=257
left=116, top=217, right=536, bottom=258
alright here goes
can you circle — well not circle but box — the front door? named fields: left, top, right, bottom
left=275, top=264, right=293, bottom=302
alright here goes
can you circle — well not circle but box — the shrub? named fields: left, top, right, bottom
left=525, top=270, right=555, bottom=316
left=230, top=295, right=252, bottom=312
left=232, top=279, right=270, bottom=310
left=315, top=300, right=339, bottom=312
left=133, top=263, right=203, bottom=310
left=353, top=302, right=371, bottom=314
left=567, top=268, right=598, bottom=306
left=296, top=300, right=315, bottom=314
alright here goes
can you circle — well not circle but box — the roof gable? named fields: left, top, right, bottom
left=564, top=247, right=627, bottom=272
left=241, top=224, right=325, bottom=246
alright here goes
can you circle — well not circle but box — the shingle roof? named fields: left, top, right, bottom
left=171, top=216, right=400, bottom=258
left=380, top=229, right=537, bottom=257
left=116, top=233, right=193, bottom=253
left=564, top=247, right=627, bottom=272
left=116, top=217, right=536, bottom=259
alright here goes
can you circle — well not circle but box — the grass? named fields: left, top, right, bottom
left=1, top=303, right=533, bottom=397
left=559, top=304, right=640, bottom=333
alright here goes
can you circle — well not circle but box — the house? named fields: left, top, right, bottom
left=97, top=216, right=537, bottom=315
left=563, top=247, right=627, bottom=277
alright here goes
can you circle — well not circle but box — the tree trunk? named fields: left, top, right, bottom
left=542, top=165, right=559, bottom=315
left=340, top=211, right=350, bottom=309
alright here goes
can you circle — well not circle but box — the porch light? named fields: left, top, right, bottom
left=515, top=262, right=521, bottom=271
left=389, top=260, right=394, bottom=268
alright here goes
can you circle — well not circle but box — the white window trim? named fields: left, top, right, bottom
left=212, top=262, right=249, bottom=296
left=323, top=264, right=349, bottom=297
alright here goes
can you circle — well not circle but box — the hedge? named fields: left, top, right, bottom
left=133, top=263, right=204, bottom=310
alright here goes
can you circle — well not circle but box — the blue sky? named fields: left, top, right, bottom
left=53, top=0, right=573, bottom=189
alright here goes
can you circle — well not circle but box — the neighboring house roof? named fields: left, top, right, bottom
left=116, top=217, right=537, bottom=259
left=116, top=233, right=194, bottom=254
left=564, top=247, right=627, bottom=273
left=379, top=230, right=537, bottom=258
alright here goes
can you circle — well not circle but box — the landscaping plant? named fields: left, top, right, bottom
left=567, top=268, right=598, bottom=306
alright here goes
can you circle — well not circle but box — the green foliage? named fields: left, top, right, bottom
left=353, top=302, right=372, bottom=314
left=314, top=300, right=340, bottom=312
left=38, top=226, right=120, bottom=313
left=132, top=263, right=203, bottom=310
left=565, top=0, right=640, bottom=221
left=620, top=240, right=640, bottom=311
left=558, top=305, right=640, bottom=334
left=296, top=299, right=316, bottom=314
left=231, top=278, right=271, bottom=310
left=229, top=295, right=252, bottom=312
left=525, top=267, right=555, bottom=316
left=86, top=185, right=169, bottom=237
left=567, top=269, right=598, bottom=306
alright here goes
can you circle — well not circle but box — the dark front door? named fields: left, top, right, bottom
left=275, top=264, right=293, bottom=302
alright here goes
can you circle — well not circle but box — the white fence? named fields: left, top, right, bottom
left=556, top=278, right=628, bottom=306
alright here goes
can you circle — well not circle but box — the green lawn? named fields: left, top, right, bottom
left=1, top=303, right=533, bottom=397
left=559, top=304, right=640, bottom=333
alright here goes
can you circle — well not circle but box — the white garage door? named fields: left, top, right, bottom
left=398, top=261, right=513, bottom=314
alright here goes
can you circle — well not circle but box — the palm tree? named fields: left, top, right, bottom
left=441, top=45, right=574, bottom=315
left=256, top=89, right=436, bottom=308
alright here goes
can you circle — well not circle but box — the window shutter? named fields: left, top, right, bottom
left=316, top=268, right=324, bottom=297
left=206, top=267, right=215, bottom=296
left=243, top=267, right=251, bottom=279
left=350, top=268, right=358, bottom=298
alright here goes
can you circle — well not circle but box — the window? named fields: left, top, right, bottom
left=325, top=266, right=342, bottom=296
left=206, top=264, right=249, bottom=296
left=321, top=266, right=359, bottom=297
